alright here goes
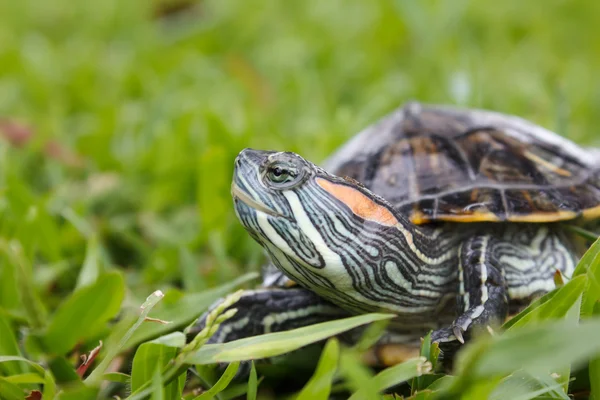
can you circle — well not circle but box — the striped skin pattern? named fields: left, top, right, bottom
left=230, top=148, right=578, bottom=347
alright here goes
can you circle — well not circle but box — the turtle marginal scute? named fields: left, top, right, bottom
left=430, top=212, right=502, bottom=223
left=505, top=211, right=579, bottom=223
left=582, top=204, right=600, bottom=221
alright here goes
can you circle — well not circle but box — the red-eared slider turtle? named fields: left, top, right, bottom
left=197, top=102, right=600, bottom=364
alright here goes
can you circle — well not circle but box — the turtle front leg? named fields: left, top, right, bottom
left=189, top=287, right=350, bottom=344
left=432, top=235, right=508, bottom=345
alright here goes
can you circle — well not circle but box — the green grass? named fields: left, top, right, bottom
left=1, top=0, right=600, bottom=398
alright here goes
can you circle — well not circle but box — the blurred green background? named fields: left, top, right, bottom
left=1, top=0, right=600, bottom=314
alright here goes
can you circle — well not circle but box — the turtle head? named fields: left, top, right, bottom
left=232, top=148, right=314, bottom=222
left=232, top=148, right=402, bottom=300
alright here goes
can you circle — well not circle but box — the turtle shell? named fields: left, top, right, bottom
left=323, top=102, right=600, bottom=224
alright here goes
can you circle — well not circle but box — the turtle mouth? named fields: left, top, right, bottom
left=231, top=183, right=282, bottom=218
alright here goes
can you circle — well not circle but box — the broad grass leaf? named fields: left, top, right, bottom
left=573, top=236, right=600, bottom=277
left=0, top=356, right=56, bottom=398
left=194, top=361, right=240, bottom=400
left=581, top=238, right=600, bottom=317
left=554, top=290, right=582, bottom=393
left=131, top=342, right=184, bottom=400
left=506, top=236, right=600, bottom=330
left=590, top=303, right=600, bottom=400
left=103, top=372, right=131, bottom=384
left=150, top=367, right=165, bottom=400
left=43, top=271, right=124, bottom=355
left=131, top=343, right=177, bottom=391
left=220, top=383, right=253, bottom=400
left=459, top=377, right=503, bottom=400
left=54, top=386, right=98, bottom=400
left=425, top=375, right=456, bottom=390
left=505, top=274, right=586, bottom=331
left=489, top=371, right=567, bottom=400
left=126, top=272, right=258, bottom=348
left=501, top=289, right=556, bottom=330
left=3, top=372, right=46, bottom=384
left=75, top=235, right=104, bottom=289
left=185, top=313, right=394, bottom=364
left=0, top=377, right=24, bottom=400
left=347, top=357, right=430, bottom=400
left=166, top=369, right=186, bottom=400
left=296, top=338, right=340, bottom=400
left=150, top=332, right=186, bottom=348
left=457, top=318, right=600, bottom=380
left=405, top=390, right=435, bottom=399
left=47, top=356, right=80, bottom=384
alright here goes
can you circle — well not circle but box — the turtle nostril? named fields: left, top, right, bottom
left=234, top=151, right=248, bottom=169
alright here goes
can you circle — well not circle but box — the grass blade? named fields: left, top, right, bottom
left=0, top=356, right=56, bottom=398
left=131, top=343, right=178, bottom=392
left=247, top=361, right=258, bottom=400
left=85, top=289, right=165, bottom=385
left=296, top=338, right=340, bottom=400
left=348, top=357, right=430, bottom=400
left=0, top=377, right=25, bottom=400
left=338, top=349, right=378, bottom=400
left=185, top=313, right=394, bottom=364
left=506, top=274, right=586, bottom=330
left=150, top=367, right=165, bottom=400
left=458, top=318, right=600, bottom=380
left=44, top=271, right=125, bottom=355
left=126, top=272, right=258, bottom=348
left=194, top=361, right=240, bottom=400
left=0, top=314, right=26, bottom=375
left=0, top=241, right=47, bottom=329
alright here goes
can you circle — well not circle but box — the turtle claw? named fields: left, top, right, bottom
left=431, top=324, right=465, bottom=344
left=430, top=326, right=464, bottom=371
left=452, top=325, right=465, bottom=344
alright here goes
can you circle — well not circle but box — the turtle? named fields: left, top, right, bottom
left=195, top=102, right=600, bottom=367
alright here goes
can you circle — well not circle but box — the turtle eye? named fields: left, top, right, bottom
left=265, top=162, right=303, bottom=188
left=268, top=166, right=289, bottom=183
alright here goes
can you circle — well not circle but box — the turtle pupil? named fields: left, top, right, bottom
left=267, top=165, right=292, bottom=184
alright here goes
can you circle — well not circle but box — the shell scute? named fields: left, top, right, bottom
left=325, top=103, right=600, bottom=223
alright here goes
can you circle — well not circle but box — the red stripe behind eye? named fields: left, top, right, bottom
left=316, top=178, right=398, bottom=227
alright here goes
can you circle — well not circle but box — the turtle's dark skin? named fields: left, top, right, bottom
left=193, top=103, right=600, bottom=366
